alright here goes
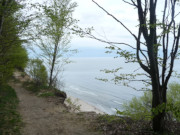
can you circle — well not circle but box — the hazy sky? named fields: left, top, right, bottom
left=27, top=0, right=178, bottom=57
left=71, top=0, right=138, bottom=57
left=27, top=0, right=139, bottom=57
left=72, top=0, right=180, bottom=57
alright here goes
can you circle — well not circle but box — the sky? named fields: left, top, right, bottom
left=26, top=0, right=139, bottom=57
left=26, top=0, right=180, bottom=57
left=71, top=0, right=180, bottom=57
left=71, top=0, right=138, bottom=57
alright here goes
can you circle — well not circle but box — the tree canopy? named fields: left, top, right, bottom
left=0, top=0, right=29, bottom=84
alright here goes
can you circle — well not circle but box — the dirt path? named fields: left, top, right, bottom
left=9, top=82, right=102, bottom=135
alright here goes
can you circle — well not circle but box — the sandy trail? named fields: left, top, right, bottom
left=9, top=82, right=101, bottom=135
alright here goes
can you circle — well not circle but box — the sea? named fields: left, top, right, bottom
left=60, top=57, right=180, bottom=114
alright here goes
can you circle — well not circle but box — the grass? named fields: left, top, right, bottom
left=0, top=85, right=21, bottom=135
left=38, top=91, right=55, bottom=97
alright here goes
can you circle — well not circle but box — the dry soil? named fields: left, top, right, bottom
left=9, top=73, right=102, bottom=135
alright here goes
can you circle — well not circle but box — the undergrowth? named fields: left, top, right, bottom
left=22, top=81, right=49, bottom=93
left=22, top=81, right=66, bottom=101
left=0, top=85, right=22, bottom=135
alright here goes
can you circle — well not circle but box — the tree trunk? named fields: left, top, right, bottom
left=48, top=39, right=59, bottom=87
left=0, top=0, right=8, bottom=35
left=152, top=84, right=167, bottom=133
left=49, top=61, right=55, bottom=87
left=49, top=46, right=58, bottom=88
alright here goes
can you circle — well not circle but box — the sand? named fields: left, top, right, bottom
left=65, top=96, right=105, bottom=114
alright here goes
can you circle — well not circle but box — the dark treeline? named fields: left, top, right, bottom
left=0, top=0, right=28, bottom=84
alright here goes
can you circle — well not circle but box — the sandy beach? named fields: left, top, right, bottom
left=65, top=95, right=105, bottom=114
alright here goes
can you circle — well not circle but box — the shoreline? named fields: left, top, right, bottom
left=65, top=95, right=105, bottom=114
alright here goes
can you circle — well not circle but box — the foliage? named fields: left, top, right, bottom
left=22, top=81, right=39, bottom=93
left=0, top=0, right=29, bottom=84
left=26, top=59, right=48, bottom=86
left=118, top=91, right=152, bottom=121
left=0, top=85, right=21, bottom=135
left=22, top=80, right=48, bottom=94
left=167, top=83, right=180, bottom=121
left=12, top=45, right=28, bottom=71
left=31, top=0, right=77, bottom=87
left=98, top=114, right=126, bottom=124
left=38, top=91, right=54, bottom=97
left=0, top=43, right=28, bottom=84
left=118, top=83, right=180, bottom=121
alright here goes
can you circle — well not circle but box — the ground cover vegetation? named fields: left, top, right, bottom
left=0, top=85, right=21, bottom=135
left=121, top=82, right=180, bottom=122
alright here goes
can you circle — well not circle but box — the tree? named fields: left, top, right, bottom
left=12, top=45, right=28, bottom=71
left=0, top=0, right=9, bottom=35
left=80, top=0, right=180, bottom=133
left=0, top=0, right=29, bottom=84
left=32, top=0, right=77, bottom=88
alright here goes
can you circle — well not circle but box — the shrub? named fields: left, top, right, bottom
left=167, top=83, right=180, bottom=121
left=26, top=59, right=48, bottom=86
left=13, top=45, right=28, bottom=71
left=0, top=44, right=28, bottom=85
left=119, top=82, right=180, bottom=121
left=118, top=91, right=152, bottom=120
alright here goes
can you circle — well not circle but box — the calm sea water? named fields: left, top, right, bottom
left=60, top=57, right=180, bottom=114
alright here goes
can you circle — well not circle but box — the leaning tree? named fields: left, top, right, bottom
left=80, top=0, right=180, bottom=133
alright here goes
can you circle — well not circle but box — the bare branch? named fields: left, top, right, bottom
left=165, top=24, right=180, bottom=85
left=86, top=33, right=137, bottom=50
left=122, top=0, right=137, bottom=7
left=92, top=0, right=137, bottom=40
left=136, top=27, right=150, bottom=74
left=175, top=11, right=180, bottom=18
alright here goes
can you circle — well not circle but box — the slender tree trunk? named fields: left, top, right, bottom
left=49, top=59, right=55, bottom=87
left=49, top=44, right=58, bottom=87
